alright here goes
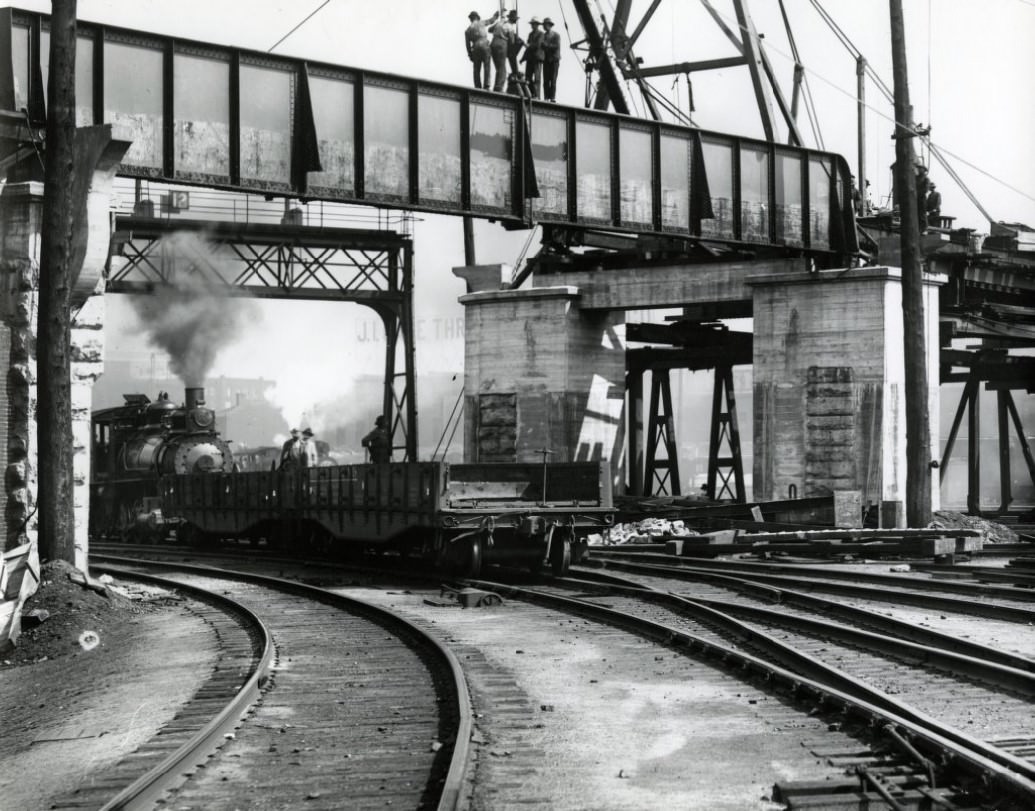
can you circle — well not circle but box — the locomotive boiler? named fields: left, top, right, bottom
left=90, top=387, right=232, bottom=539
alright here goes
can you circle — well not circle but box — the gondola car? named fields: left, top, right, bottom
left=90, top=387, right=233, bottom=540
left=160, top=459, right=614, bottom=576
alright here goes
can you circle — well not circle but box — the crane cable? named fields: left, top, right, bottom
left=267, top=0, right=332, bottom=53
left=777, top=0, right=824, bottom=149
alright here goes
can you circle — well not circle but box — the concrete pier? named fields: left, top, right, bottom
left=460, top=284, right=626, bottom=485
left=750, top=267, right=943, bottom=523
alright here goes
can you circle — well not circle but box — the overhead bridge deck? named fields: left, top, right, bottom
left=2, top=8, right=856, bottom=258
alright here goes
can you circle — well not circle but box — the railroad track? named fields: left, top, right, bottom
left=461, top=573, right=1035, bottom=808
left=85, top=555, right=470, bottom=810
left=561, top=568, right=1035, bottom=759
left=46, top=570, right=270, bottom=811
left=91, top=542, right=1035, bottom=807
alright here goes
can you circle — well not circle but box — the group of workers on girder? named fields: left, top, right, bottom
left=465, top=8, right=562, bottom=100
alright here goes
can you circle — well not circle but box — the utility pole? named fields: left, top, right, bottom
left=889, top=0, right=932, bottom=527
left=37, top=0, right=78, bottom=562
left=856, top=55, right=868, bottom=215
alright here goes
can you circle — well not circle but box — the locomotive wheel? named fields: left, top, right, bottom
left=550, top=535, right=572, bottom=576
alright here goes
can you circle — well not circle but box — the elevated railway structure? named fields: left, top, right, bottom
left=0, top=4, right=1031, bottom=553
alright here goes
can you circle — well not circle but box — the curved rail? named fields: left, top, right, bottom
left=91, top=565, right=274, bottom=811
left=585, top=553, right=1035, bottom=623
left=464, top=575, right=1035, bottom=805
left=589, top=548, right=1035, bottom=602
left=93, top=554, right=473, bottom=811
left=575, top=560, right=1035, bottom=672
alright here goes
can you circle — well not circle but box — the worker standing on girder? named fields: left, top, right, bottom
left=465, top=10, right=496, bottom=90
left=925, top=182, right=942, bottom=227
left=522, top=17, right=544, bottom=99
left=488, top=9, right=518, bottom=92
left=541, top=17, right=561, bottom=102
left=915, top=164, right=930, bottom=232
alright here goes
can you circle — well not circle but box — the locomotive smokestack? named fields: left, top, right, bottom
left=185, top=387, right=205, bottom=411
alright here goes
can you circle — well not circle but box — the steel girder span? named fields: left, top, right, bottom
left=2, top=8, right=857, bottom=262
left=109, top=218, right=418, bottom=462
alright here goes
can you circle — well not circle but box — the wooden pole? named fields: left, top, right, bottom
left=37, top=0, right=78, bottom=562
left=462, top=216, right=476, bottom=265
left=889, top=0, right=932, bottom=527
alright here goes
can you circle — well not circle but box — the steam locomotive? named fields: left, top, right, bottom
left=89, top=387, right=233, bottom=540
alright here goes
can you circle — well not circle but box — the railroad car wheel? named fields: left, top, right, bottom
left=550, top=535, right=572, bottom=576
left=461, top=535, right=483, bottom=578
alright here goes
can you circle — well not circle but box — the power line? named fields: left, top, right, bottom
left=267, top=0, right=333, bottom=53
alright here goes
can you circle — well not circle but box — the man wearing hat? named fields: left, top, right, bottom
left=488, top=9, right=520, bottom=92
left=925, top=181, right=941, bottom=227
left=361, top=415, right=392, bottom=464
left=522, top=17, right=545, bottom=99
left=465, top=10, right=496, bottom=89
left=280, top=428, right=302, bottom=471
left=300, top=427, right=319, bottom=468
left=541, top=17, right=562, bottom=102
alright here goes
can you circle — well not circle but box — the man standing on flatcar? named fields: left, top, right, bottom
left=280, top=428, right=302, bottom=470
left=362, top=416, right=392, bottom=464
left=300, top=427, right=319, bottom=468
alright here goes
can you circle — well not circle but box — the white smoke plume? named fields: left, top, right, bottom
left=130, top=232, right=260, bottom=386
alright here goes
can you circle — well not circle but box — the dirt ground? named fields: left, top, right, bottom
left=2, top=560, right=151, bottom=667
left=0, top=561, right=218, bottom=811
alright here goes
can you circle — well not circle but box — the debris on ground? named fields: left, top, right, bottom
left=1, top=560, right=152, bottom=667
left=588, top=518, right=698, bottom=545
left=930, top=511, right=1018, bottom=544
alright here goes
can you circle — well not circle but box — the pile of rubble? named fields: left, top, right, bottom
left=930, top=511, right=1018, bottom=544
left=587, top=517, right=698, bottom=546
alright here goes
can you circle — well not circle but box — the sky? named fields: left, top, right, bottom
left=8, top=0, right=1035, bottom=432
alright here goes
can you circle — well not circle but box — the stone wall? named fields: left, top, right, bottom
left=0, top=182, right=43, bottom=554
left=0, top=181, right=109, bottom=569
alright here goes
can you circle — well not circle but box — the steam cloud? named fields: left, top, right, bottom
left=130, top=232, right=259, bottom=386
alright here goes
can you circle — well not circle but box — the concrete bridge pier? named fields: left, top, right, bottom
left=750, top=266, right=944, bottom=525
left=458, top=281, right=626, bottom=489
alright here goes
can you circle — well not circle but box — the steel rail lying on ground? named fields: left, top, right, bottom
left=93, top=554, right=473, bottom=811
left=464, top=576, right=1035, bottom=804
left=90, top=564, right=274, bottom=811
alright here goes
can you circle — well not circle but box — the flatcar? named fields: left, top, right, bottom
left=90, top=387, right=232, bottom=540
left=160, top=459, right=614, bottom=576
